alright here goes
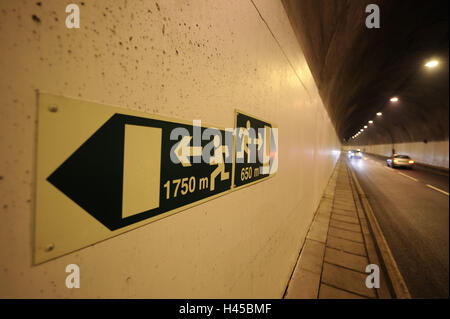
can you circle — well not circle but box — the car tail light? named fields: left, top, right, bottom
left=409, top=160, right=414, bottom=164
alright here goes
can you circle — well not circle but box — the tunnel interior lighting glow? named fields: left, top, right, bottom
left=390, top=97, right=399, bottom=102
left=368, top=120, right=373, bottom=124
left=377, top=112, right=382, bottom=116
left=360, top=129, right=364, bottom=132
left=425, top=60, right=439, bottom=68
left=364, top=125, right=368, bottom=128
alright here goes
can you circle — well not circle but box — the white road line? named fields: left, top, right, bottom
left=426, top=184, right=449, bottom=196
left=398, top=172, right=419, bottom=182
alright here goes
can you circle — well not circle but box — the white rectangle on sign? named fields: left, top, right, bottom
left=122, top=125, right=162, bottom=218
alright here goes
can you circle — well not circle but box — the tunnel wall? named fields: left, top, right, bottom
left=0, top=0, right=340, bottom=297
left=343, top=141, right=449, bottom=169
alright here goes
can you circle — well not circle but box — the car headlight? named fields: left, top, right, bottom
left=409, top=160, right=414, bottom=164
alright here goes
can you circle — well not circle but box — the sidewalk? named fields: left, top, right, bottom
left=284, top=157, right=393, bottom=299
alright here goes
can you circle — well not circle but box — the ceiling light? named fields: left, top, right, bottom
left=368, top=120, right=373, bottom=124
left=377, top=112, right=382, bottom=116
left=364, top=125, right=368, bottom=128
left=390, top=97, right=399, bottom=102
left=425, top=60, right=439, bottom=68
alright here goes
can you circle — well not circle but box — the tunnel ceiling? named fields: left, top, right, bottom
left=282, top=0, right=449, bottom=145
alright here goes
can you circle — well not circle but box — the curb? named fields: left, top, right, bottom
left=347, top=163, right=411, bottom=299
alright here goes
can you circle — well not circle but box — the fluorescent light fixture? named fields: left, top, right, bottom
left=368, top=120, right=373, bottom=124
left=390, top=97, right=399, bottom=102
left=377, top=112, right=382, bottom=116
left=364, top=125, right=368, bottom=128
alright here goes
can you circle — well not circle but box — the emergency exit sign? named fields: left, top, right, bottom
left=34, top=93, right=277, bottom=263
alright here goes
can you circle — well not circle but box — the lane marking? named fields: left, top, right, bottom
left=426, top=184, right=449, bottom=196
left=398, top=172, right=419, bottom=182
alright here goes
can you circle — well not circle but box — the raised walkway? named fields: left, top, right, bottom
left=284, top=157, right=409, bottom=299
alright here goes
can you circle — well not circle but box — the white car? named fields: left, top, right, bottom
left=387, top=154, right=414, bottom=169
left=348, top=149, right=362, bottom=159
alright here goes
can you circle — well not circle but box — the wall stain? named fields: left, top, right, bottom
left=31, top=14, right=40, bottom=23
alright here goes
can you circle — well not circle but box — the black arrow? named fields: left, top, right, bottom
left=47, top=113, right=164, bottom=230
left=48, top=113, right=234, bottom=231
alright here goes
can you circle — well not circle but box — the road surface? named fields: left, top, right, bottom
left=347, top=153, right=449, bottom=298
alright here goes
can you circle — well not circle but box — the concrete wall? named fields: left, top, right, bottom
left=0, top=0, right=340, bottom=298
left=344, top=141, right=449, bottom=169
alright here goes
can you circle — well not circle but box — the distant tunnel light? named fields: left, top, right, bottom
left=377, top=112, right=382, bottom=116
left=368, top=120, right=373, bottom=124
left=364, top=125, right=368, bottom=128
left=425, top=60, right=439, bottom=68
left=360, top=129, right=364, bottom=132
left=390, top=97, right=399, bottom=102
